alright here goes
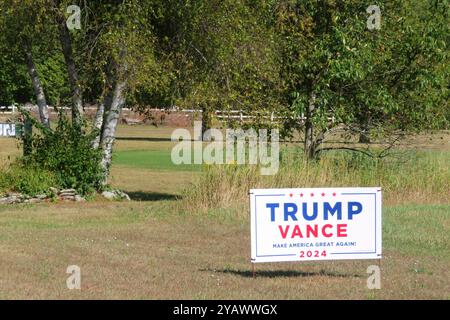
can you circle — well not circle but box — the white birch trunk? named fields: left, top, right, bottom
left=24, top=45, right=50, bottom=128
left=99, top=79, right=127, bottom=184
left=91, top=103, right=105, bottom=150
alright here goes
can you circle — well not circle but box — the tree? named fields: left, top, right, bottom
left=0, top=0, right=54, bottom=127
left=0, top=18, right=33, bottom=106
left=2, top=0, right=159, bottom=185
left=274, top=0, right=449, bottom=159
left=76, top=0, right=158, bottom=184
left=2, top=0, right=447, bottom=188
left=152, top=0, right=283, bottom=139
left=52, top=0, right=84, bottom=126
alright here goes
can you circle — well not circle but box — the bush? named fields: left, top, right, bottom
left=22, top=114, right=104, bottom=195
left=0, top=165, right=57, bottom=196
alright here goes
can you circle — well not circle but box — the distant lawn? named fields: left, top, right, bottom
left=113, top=149, right=201, bottom=172
left=384, top=204, right=450, bottom=260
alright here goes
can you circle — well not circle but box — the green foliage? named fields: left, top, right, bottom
left=0, top=164, right=57, bottom=196
left=154, top=0, right=283, bottom=120
left=0, top=48, right=33, bottom=105
left=275, top=0, right=449, bottom=137
left=76, top=0, right=165, bottom=108
left=1, top=0, right=449, bottom=171
left=0, top=0, right=71, bottom=106
left=23, top=114, right=104, bottom=195
left=35, top=51, right=71, bottom=107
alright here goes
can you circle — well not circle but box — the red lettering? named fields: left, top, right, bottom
left=278, top=225, right=290, bottom=239
left=322, top=224, right=333, bottom=237
left=337, top=224, right=347, bottom=237
left=291, top=225, right=303, bottom=238
left=306, top=224, right=318, bottom=238
left=279, top=224, right=349, bottom=239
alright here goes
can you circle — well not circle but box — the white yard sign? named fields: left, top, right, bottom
left=250, top=187, right=382, bottom=263
left=0, top=123, right=16, bottom=137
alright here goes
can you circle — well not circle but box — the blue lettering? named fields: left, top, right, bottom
left=266, top=203, right=279, bottom=222
left=324, top=202, right=342, bottom=220
left=284, top=203, right=298, bottom=221
left=348, top=202, right=363, bottom=219
left=302, top=202, right=318, bottom=221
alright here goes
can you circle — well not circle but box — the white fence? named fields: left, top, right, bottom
left=1, top=105, right=335, bottom=124
left=0, top=105, right=17, bottom=114
left=177, top=109, right=335, bottom=124
left=0, top=105, right=133, bottom=114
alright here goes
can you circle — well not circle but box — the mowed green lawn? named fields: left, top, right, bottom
left=0, top=125, right=449, bottom=299
left=114, top=149, right=201, bottom=172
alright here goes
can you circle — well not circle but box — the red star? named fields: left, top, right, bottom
left=310, top=193, right=314, bottom=197
left=333, top=192, right=337, bottom=196
left=300, top=193, right=304, bottom=197
left=289, top=193, right=293, bottom=197
left=321, top=192, right=326, bottom=197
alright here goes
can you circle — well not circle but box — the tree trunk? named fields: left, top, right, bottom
left=304, top=92, right=316, bottom=160
left=92, top=63, right=115, bottom=149
left=91, top=102, right=106, bottom=149
left=359, top=131, right=371, bottom=144
left=358, top=120, right=371, bottom=144
left=99, top=79, right=127, bottom=184
left=201, top=104, right=212, bottom=141
left=58, top=20, right=83, bottom=125
left=24, top=44, right=50, bottom=128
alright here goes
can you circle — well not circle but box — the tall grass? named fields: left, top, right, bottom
left=181, top=149, right=450, bottom=216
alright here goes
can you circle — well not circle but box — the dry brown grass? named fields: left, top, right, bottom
left=0, top=201, right=448, bottom=299
left=0, top=125, right=448, bottom=299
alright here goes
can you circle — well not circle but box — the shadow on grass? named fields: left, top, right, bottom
left=126, top=191, right=180, bottom=201
left=200, top=268, right=361, bottom=278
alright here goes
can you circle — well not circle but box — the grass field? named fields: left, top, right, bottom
left=0, top=125, right=449, bottom=299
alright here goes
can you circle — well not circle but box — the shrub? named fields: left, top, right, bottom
left=21, top=113, right=104, bottom=195
left=0, top=164, right=57, bottom=196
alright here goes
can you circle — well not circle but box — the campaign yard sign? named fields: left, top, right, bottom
left=250, top=187, right=382, bottom=263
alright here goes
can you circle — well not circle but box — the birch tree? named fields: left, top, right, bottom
left=1, top=0, right=52, bottom=127
left=79, top=0, right=156, bottom=184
